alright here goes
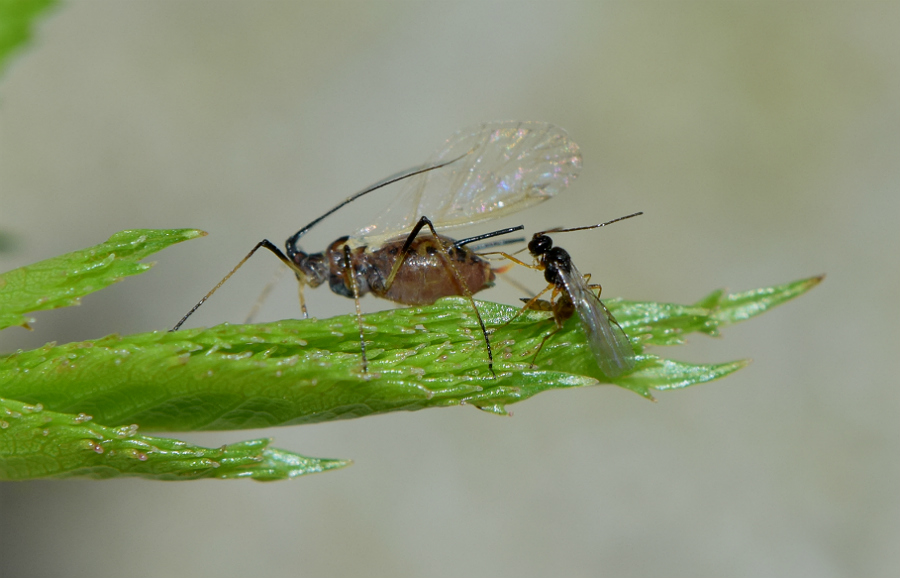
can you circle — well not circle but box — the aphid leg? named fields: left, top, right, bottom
left=296, top=279, right=309, bottom=319
left=383, top=215, right=436, bottom=288
left=243, top=265, right=287, bottom=323
left=342, top=244, right=368, bottom=372
left=386, top=216, right=497, bottom=376
left=454, top=227, right=524, bottom=250
left=171, top=240, right=303, bottom=331
left=464, top=235, right=526, bottom=253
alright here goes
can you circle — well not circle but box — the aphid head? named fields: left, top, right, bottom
left=293, top=250, right=328, bottom=288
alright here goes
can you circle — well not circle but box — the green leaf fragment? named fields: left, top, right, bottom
left=703, top=275, right=824, bottom=326
left=618, top=358, right=750, bottom=399
left=0, top=397, right=349, bottom=481
left=0, top=275, right=822, bottom=428
left=0, top=0, right=57, bottom=79
left=0, top=229, right=206, bottom=331
left=0, top=226, right=822, bottom=483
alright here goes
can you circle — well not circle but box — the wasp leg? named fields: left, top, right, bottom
left=476, top=250, right=541, bottom=270
left=502, top=282, right=555, bottom=327
left=529, top=326, right=563, bottom=369
left=579, top=273, right=602, bottom=297
left=527, top=286, right=567, bottom=368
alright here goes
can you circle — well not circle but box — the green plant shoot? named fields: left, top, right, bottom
left=0, top=230, right=822, bottom=481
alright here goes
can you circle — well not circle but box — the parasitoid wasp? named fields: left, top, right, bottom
left=498, top=212, right=643, bottom=378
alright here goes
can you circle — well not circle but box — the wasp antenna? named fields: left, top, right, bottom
left=537, top=211, right=643, bottom=236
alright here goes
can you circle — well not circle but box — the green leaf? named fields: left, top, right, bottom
left=0, top=227, right=822, bottom=479
left=0, top=276, right=821, bottom=430
left=0, top=229, right=206, bottom=331
left=0, top=0, right=58, bottom=79
left=701, top=275, right=825, bottom=327
left=0, top=397, right=349, bottom=481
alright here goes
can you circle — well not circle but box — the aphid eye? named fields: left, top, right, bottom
left=528, top=235, right=552, bottom=255
left=292, top=248, right=308, bottom=265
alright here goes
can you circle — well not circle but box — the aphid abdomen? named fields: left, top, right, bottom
left=368, top=236, right=495, bottom=305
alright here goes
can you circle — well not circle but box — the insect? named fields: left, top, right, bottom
left=172, top=121, right=583, bottom=372
left=500, top=213, right=642, bottom=377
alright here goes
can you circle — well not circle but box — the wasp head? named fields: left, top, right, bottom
left=528, top=233, right=553, bottom=257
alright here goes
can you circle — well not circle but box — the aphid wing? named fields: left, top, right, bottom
left=355, top=122, right=581, bottom=242
left=558, top=263, right=636, bottom=378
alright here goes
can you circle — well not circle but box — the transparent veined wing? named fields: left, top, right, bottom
left=556, top=260, right=636, bottom=377
left=354, top=121, right=581, bottom=243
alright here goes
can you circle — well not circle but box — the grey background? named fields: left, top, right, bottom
left=1, top=2, right=897, bottom=577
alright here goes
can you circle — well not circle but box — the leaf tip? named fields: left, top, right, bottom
left=723, top=358, right=752, bottom=375
left=807, top=274, right=825, bottom=288
left=475, top=403, right=511, bottom=416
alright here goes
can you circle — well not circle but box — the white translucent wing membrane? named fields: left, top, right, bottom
left=354, top=121, right=582, bottom=244
left=557, top=260, right=636, bottom=378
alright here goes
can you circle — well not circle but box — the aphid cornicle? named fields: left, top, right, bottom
left=504, top=213, right=643, bottom=378
left=172, top=121, right=583, bottom=373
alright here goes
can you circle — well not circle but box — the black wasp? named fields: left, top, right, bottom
left=501, top=213, right=642, bottom=377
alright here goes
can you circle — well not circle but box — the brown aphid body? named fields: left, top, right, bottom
left=171, top=122, right=583, bottom=374
left=292, top=233, right=496, bottom=306
left=366, top=234, right=495, bottom=305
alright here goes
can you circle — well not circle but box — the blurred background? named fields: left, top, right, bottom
left=1, top=2, right=897, bottom=576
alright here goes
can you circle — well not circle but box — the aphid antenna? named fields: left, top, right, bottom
left=286, top=150, right=472, bottom=250
left=537, top=211, right=644, bottom=236
left=174, top=150, right=477, bottom=332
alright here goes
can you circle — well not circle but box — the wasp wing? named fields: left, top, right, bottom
left=556, top=260, right=636, bottom=378
left=354, top=121, right=581, bottom=243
